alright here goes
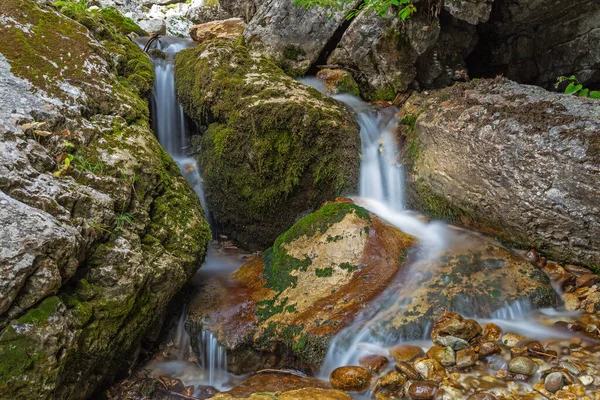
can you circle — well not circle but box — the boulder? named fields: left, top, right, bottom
left=187, top=201, right=415, bottom=373
left=220, top=0, right=262, bottom=22
left=399, top=78, right=600, bottom=269
left=186, top=200, right=557, bottom=374
left=139, top=18, right=167, bottom=35
left=316, top=69, right=361, bottom=97
left=469, top=0, right=600, bottom=88
left=185, top=5, right=232, bottom=24
left=189, top=18, right=246, bottom=42
left=0, top=2, right=210, bottom=398
left=327, top=10, right=440, bottom=100
left=243, top=0, right=359, bottom=76
left=174, top=40, right=361, bottom=249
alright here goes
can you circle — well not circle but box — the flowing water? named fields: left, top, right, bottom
left=138, top=36, right=238, bottom=392
left=139, top=43, right=581, bottom=396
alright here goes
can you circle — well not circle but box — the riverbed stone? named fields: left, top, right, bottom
left=373, top=370, right=406, bottom=398
left=329, top=366, right=374, bottom=392
left=413, top=359, right=446, bottom=382
left=189, top=18, right=246, bottom=43
left=456, top=347, right=478, bottom=369
left=508, top=357, right=538, bottom=376
left=358, top=354, right=389, bottom=373
left=544, top=371, right=564, bottom=393
left=408, top=380, right=439, bottom=399
left=390, top=345, right=425, bottom=363
left=395, top=361, right=420, bottom=380
left=426, top=345, right=456, bottom=366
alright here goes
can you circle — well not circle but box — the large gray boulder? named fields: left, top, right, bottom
left=0, top=2, right=210, bottom=398
left=243, top=0, right=359, bottom=76
left=399, top=78, right=600, bottom=269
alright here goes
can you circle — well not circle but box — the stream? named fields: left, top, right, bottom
left=136, top=37, right=597, bottom=398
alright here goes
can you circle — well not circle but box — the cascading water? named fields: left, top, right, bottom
left=139, top=36, right=235, bottom=391
left=145, top=37, right=208, bottom=214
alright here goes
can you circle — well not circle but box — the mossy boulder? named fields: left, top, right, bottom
left=398, top=78, right=600, bottom=271
left=0, top=2, right=210, bottom=399
left=187, top=200, right=416, bottom=374
left=174, top=39, right=361, bottom=250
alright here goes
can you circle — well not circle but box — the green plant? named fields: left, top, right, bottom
left=115, top=212, right=135, bottom=230
left=54, top=154, right=74, bottom=177
left=89, top=220, right=111, bottom=235
left=54, top=0, right=88, bottom=14
left=555, top=76, right=600, bottom=99
left=294, top=0, right=416, bottom=20
left=73, top=154, right=107, bottom=175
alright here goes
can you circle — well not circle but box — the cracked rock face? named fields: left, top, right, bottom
left=400, top=77, right=600, bottom=269
left=0, top=1, right=210, bottom=398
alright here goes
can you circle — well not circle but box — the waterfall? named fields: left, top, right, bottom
left=141, top=36, right=231, bottom=390
left=146, top=37, right=208, bottom=215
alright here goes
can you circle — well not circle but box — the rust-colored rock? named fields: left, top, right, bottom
left=316, top=69, right=360, bottom=96
left=413, top=359, right=446, bottom=382
left=456, top=347, right=478, bottom=369
left=359, top=354, right=389, bottom=373
left=408, top=380, right=439, bottom=399
left=431, top=312, right=482, bottom=349
left=390, top=345, right=425, bottom=363
left=426, top=345, right=455, bottom=366
left=373, top=371, right=406, bottom=398
left=478, top=342, right=502, bottom=358
left=576, top=273, right=600, bottom=288
left=189, top=18, right=246, bottom=43
left=395, top=361, right=420, bottom=380
left=329, top=366, right=374, bottom=392
left=218, top=370, right=330, bottom=398
left=481, top=323, right=502, bottom=342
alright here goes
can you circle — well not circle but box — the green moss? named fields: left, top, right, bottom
left=16, top=297, right=61, bottom=326
left=148, top=48, right=167, bottom=60
left=414, top=180, right=462, bottom=221
left=256, top=296, right=289, bottom=322
left=282, top=45, right=306, bottom=61
left=336, top=74, right=361, bottom=97
left=372, top=86, right=397, bottom=101
left=339, top=262, right=358, bottom=272
left=315, top=267, right=333, bottom=277
left=99, top=7, right=147, bottom=35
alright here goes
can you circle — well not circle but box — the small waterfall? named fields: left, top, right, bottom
left=140, top=36, right=231, bottom=390
left=145, top=37, right=208, bottom=214
left=197, top=330, right=229, bottom=387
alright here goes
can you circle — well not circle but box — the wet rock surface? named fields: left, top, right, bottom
left=400, top=77, right=600, bottom=270
left=0, top=2, right=210, bottom=398
left=189, top=18, right=246, bottom=43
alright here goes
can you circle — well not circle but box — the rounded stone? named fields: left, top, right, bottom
left=478, top=342, right=502, bottom=358
left=408, top=380, right=439, bottom=399
left=508, top=357, right=538, bottom=376
left=373, top=371, right=406, bottom=398
left=481, top=323, right=502, bottom=342
left=358, top=354, right=389, bottom=373
left=456, top=347, right=478, bottom=368
left=413, top=358, right=446, bottom=382
left=544, top=371, right=564, bottom=393
left=426, top=345, right=456, bottom=366
left=389, top=345, right=425, bottom=362
left=394, top=361, right=420, bottom=380
left=329, top=366, right=374, bottom=392
left=467, top=393, right=498, bottom=400
left=501, top=333, right=526, bottom=347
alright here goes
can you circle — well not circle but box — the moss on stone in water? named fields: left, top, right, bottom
left=339, top=262, right=358, bottom=272
left=261, top=203, right=370, bottom=291
left=315, top=267, right=333, bottom=277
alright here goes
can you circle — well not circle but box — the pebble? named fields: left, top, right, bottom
left=358, top=354, right=389, bottom=373
left=544, top=371, right=564, bottom=393
left=579, top=374, right=593, bottom=386
left=329, top=366, right=374, bottom=392
left=501, top=333, right=526, bottom=347
left=414, top=358, right=446, bottom=382
left=564, top=264, right=593, bottom=276
left=373, top=371, right=406, bottom=398
left=426, top=345, right=456, bottom=366
left=408, top=380, right=438, bottom=399
left=456, top=347, right=478, bottom=368
left=508, top=357, right=538, bottom=376
left=554, top=390, right=577, bottom=400
left=576, top=273, right=600, bottom=288
left=467, top=393, right=498, bottom=400
left=478, top=342, right=501, bottom=358
left=389, top=345, right=425, bottom=362
left=395, top=361, right=420, bottom=380
left=481, top=323, right=502, bottom=342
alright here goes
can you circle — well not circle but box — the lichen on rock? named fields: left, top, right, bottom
left=175, top=39, right=361, bottom=249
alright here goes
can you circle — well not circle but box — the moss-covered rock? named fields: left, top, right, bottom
left=174, top=39, right=361, bottom=249
left=0, top=1, right=211, bottom=399
left=187, top=200, right=415, bottom=373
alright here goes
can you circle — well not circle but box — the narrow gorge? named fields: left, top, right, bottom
left=0, top=0, right=599, bottom=399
